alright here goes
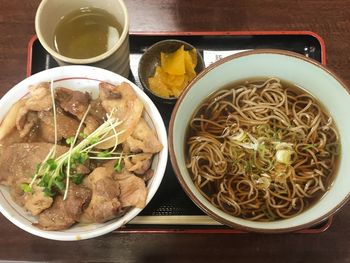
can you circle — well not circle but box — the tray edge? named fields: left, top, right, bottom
left=26, top=31, right=331, bottom=234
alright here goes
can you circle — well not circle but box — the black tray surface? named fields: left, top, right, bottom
left=29, top=33, right=328, bottom=231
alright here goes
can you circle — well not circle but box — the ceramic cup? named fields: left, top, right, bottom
left=35, top=0, right=130, bottom=77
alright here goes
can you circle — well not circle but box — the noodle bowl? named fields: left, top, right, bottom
left=186, top=78, right=339, bottom=221
left=170, top=49, right=350, bottom=232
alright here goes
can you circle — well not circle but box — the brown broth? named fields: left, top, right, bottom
left=184, top=77, right=340, bottom=220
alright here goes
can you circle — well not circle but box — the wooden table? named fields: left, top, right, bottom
left=0, top=0, right=350, bottom=262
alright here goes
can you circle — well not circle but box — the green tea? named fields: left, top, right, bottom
left=53, top=7, right=122, bottom=59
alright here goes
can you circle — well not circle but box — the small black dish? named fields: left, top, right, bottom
left=138, top=39, right=205, bottom=104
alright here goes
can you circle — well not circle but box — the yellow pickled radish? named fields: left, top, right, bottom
left=161, top=72, right=185, bottom=87
left=149, top=77, right=171, bottom=97
left=184, top=51, right=196, bottom=80
left=172, top=75, right=190, bottom=97
left=148, top=45, right=198, bottom=98
left=161, top=45, right=186, bottom=75
left=189, top=48, right=198, bottom=69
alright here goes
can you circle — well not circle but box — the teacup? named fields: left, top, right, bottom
left=35, top=0, right=130, bottom=77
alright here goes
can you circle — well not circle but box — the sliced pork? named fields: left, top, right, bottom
left=0, top=99, right=27, bottom=140
left=55, top=87, right=90, bottom=119
left=16, top=83, right=53, bottom=136
left=55, top=87, right=102, bottom=135
left=17, top=111, right=39, bottom=138
left=24, top=184, right=53, bottom=216
left=96, top=82, right=144, bottom=148
left=25, top=83, right=53, bottom=112
left=113, top=169, right=147, bottom=209
left=0, top=143, right=68, bottom=205
left=124, top=153, right=153, bottom=175
left=35, top=184, right=91, bottom=231
left=0, top=143, right=67, bottom=184
left=80, top=167, right=122, bottom=223
left=38, top=108, right=80, bottom=142
left=123, top=118, right=163, bottom=153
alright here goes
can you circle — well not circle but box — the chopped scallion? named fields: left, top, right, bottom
left=79, top=132, right=87, bottom=139
left=276, top=149, right=292, bottom=165
left=65, top=137, right=74, bottom=145
left=114, top=163, right=123, bottom=172
left=20, top=183, right=31, bottom=193
left=71, top=174, right=83, bottom=185
left=114, top=152, right=124, bottom=172
left=43, top=187, right=55, bottom=197
left=97, top=150, right=112, bottom=158
left=326, top=143, right=340, bottom=156
left=46, top=159, right=57, bottom=171
left=54, top=179, right=65, bottom=190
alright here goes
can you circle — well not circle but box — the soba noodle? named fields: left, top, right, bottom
left=186, top=78, right=340, bottom=221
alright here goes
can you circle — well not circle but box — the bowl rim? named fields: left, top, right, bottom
left=168, top=48, right=350, bottom=233
left=138, top=39, right=205, bottom=101
left=0, top=65, right=168, bottom=240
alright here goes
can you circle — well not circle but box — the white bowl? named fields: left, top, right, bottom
left=0, top=65, right=168, bottom=240
left=169, top=49, right=350, bottom=233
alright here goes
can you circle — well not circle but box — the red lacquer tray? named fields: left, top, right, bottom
left=27, top=31, right=332, bottom=234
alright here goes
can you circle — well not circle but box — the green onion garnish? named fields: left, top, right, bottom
left=20, top=183, right=31, bottom=193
